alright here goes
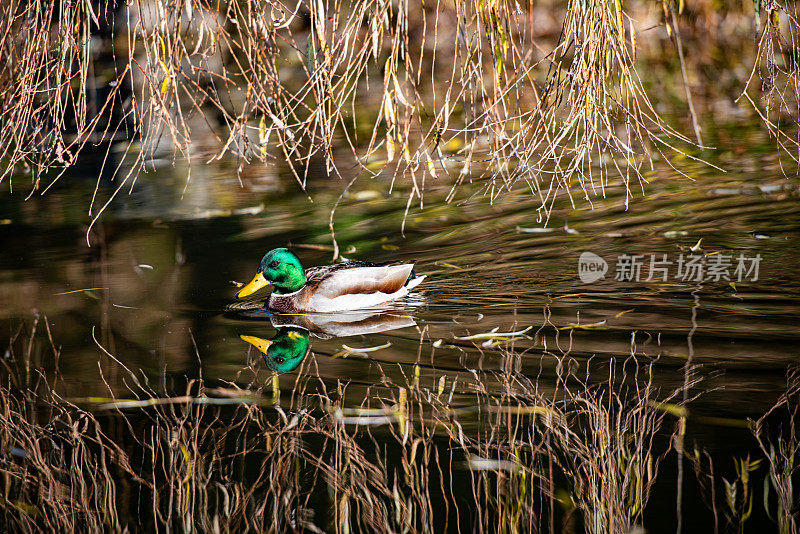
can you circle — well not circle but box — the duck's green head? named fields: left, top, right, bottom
left=240, top=328, right=310, bottom=373
left=236, top=248, right=307, bottom=298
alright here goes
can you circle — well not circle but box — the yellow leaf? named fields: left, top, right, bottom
left=383, top=93, right=395, bottom=126
left=371, top=17, right=379, bottom=59
left=770, top=10, right=780, bottom=34
left=258, top=116, right=268, bottom=156
left=159, top=60, right=171, bottom=96
left=426, top=151, right=436, bottom=178
left=392, top=73, right=408, bottom=106
left=386, top=133, right=395, bottom=162
left=495, top=45, right=503, bottom=85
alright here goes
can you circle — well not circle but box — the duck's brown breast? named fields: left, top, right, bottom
left=268, top=292, right=306, bottom=313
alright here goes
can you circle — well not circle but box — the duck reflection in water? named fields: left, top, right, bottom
left=239, top=310, right=416, bottom=373
left=240, top=328, right=310, bottom=373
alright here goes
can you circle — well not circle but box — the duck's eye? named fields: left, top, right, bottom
left=269, top=260, right=279, bottom=268
left=274, top=357, right=285, bottom=364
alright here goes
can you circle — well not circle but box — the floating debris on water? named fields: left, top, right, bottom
left=663, top=230, right=689, bottom=238
left=333, top=342, right=391, bottom=358
left=455, top=326, right=532, bottom=341
left=516, top=226, right=554, bottom=234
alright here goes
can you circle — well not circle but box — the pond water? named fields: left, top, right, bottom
left=2, top=124, right=799, bottom=532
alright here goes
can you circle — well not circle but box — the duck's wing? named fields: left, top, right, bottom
left=305, top=263, right=415, bottom=299
left=303, top=260, right=378, bottom=281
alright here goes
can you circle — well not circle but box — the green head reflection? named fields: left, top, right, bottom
left=240, top=327, right=310, bottom=373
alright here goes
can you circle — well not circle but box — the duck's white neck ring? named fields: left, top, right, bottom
left=271, top=286, right=304, bottom=298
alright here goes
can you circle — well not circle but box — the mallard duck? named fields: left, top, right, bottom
left=240, top=328, right=310, bottom=373
left=235, top=248, right=426, bottom=312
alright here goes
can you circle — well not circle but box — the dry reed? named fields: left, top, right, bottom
left=2, top=1, right=798, bottom=231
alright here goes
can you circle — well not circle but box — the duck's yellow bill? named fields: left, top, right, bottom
left=239, top=335, right=273, bottom=354
left=237, top=271, right=270, bottom=298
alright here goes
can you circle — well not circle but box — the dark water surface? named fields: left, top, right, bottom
left=2, top=132, right=799, bottom=531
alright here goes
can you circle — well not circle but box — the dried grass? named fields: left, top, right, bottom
left=1, top=313, right=694, bottom=533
